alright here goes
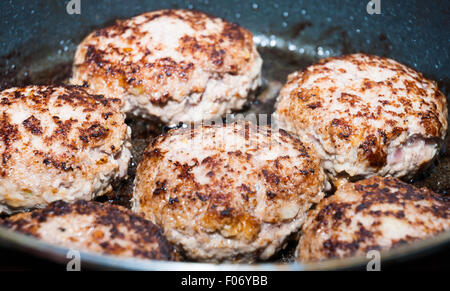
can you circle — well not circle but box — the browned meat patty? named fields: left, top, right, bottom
left=274, top=54, right=448, bottom=184
left=132, top=122, right=328, bottom=262
left=1, top=200, right=179, bottom=261
left=71, top=9, right=262, bottom=124
left=0, top=85, right=131, bottom=214
left=297, top=176, right=450, bottom=262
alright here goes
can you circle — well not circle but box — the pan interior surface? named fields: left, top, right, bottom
left=0, top=0, right=448, bottom=270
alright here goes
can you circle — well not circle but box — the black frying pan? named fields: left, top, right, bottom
left=0, top=0, right=449, bottom=270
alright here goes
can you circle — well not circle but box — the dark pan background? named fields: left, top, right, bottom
left=0, top=0, right=449, bottom=270
left=1, top=0, right=449, bottom=85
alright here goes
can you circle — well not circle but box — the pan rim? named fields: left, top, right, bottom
left=1, top=224, right=449, bottom=270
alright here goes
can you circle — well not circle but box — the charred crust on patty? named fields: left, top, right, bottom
left=298, top=176, right=450, bottom=262
left=22, top=115, right=43, bottom=135
left=0, top=112, right=20, bottom=169
left=1, top=200, right=179, bottom=261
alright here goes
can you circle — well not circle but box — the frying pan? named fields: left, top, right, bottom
left=0, top=0, right=449, bottom=270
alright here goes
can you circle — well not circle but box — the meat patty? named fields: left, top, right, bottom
left=274, top=54, right=448, bottom=184
left=132, top=122, right=328, bottom=262
left=1, top=200, right=179, bottom=261
left=297, top=176, right=450, bottom=262
left=71, top=9, right=262, bottom=124
left=0, top=85, right=131, bottom=214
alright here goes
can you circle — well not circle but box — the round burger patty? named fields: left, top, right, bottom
left=132, top=122, right=328, bottom=262
left=0, top=85, right=131, bottom=214
left=297, top=176, right=450, bottom=262
left=71, top=9, right=262, bottom=124
left=275, top=53, right=448, bottom=184
left=1, top=200, right=179, bottom=261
